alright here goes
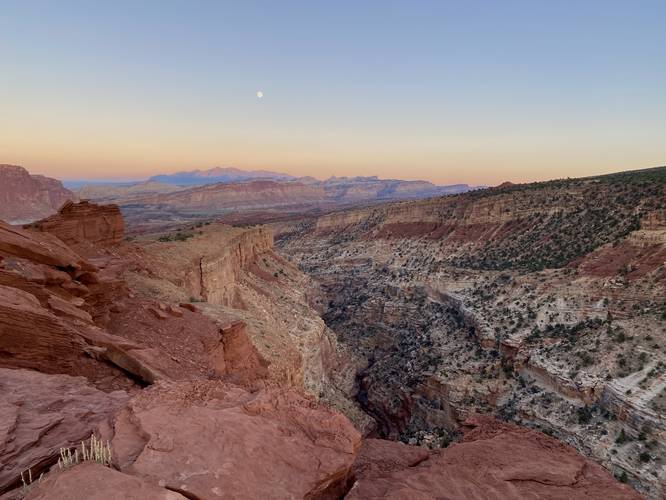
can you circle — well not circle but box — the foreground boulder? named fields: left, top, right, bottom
left=0, top=221, right=89, bottom=270
left=112, top=380, right=361, bottom=499
left=24, top=463, right=186, bottom=500
left=0, top=369, right=127, bottom=494
left=347, top=416, right=642, bottom=500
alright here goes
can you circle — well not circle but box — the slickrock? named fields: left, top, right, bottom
left=347, top=416, right=642, bottom=500
left=352, top=439, right=429, bottom=479
left=0, top=368, right=128, bottom=494
left=0, top=280, right=174, bottom=385
left=0, top=164, right=75, bottom=224
left=112, top=380, right=361, bottom=500
left=24, top=463, right=187, bottom=500
left=0, top=221, right=89, bottom=270
left=0, top=283, right=92, bottom=375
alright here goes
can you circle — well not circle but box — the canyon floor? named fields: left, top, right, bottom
left=0, top=166, right=663, bottom=499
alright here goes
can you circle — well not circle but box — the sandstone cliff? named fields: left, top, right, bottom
left=25, top=200, right=124, bottom=250
left=124, top=222, right=373, bottom=431
left=0, top=164, right=76, bottom=223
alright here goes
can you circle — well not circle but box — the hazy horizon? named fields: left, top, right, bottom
left=2, top=1, right=665, bottom=185
left=10, top=162, right=665, bottom=188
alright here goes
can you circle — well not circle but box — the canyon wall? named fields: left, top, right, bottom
left=278, top=167, right=666, bottom=498
left=0, top=164, right=76, bottom=223
left=124, top=222, right=373, bottom=431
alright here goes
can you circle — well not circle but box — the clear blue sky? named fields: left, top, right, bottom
left=1, top=0, right=665, bottom=184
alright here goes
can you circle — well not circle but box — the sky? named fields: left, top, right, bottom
left=1, top=0, right=665, bottom=185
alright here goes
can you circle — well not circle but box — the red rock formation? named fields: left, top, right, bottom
left=0, top=220, right=175, bottom=386
left=213, top=320, right=270, bottom=385
left=0, top=368, right=127, bottom=494
left=352, top=439, right=429, bottom=479
left=0, top=165, right=75, bottom=223
left=0, top=220, right=89, bottom=270
left=347, top=416, right=642, bottom=500
left=24, top=463, right=187, bottom=500
left=26, top=200, right=124, bottom=250
left=19, top=201, right=127, bottom=324
left=111, top=380, right=361, bottom=499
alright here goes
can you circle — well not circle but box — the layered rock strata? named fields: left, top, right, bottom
left=0, top=164, right=75, bottom=224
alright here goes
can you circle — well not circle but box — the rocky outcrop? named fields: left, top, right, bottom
left=347, top=416, right=642, bottom=500
left=111, top=380, right=361, bottom=500
left=24, top=463, right=187, bottom=500
left=212, top=320, right=270, bottom=385
left=0, top=368, right=127, bottom=494
left=26, top=200, right=124, bottom=250
left=0, top=220, right=89, bottom=270
left=0, top=277, right=174, bottom=385
left=352, top=439, right=429, bottom=479
left=0, top=220, right=176, bottom=387
left=0, top=165, right=76, bottom=224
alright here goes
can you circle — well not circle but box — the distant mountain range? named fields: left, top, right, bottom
left=3, top=164, right=480, bottom=228
left=149, top=167, right=295, bottom=185
left=72, top=168, right=477, bottom=216
left=69, top=167, right=478, bottom=210
left=145, top=168, right=478, bottom=197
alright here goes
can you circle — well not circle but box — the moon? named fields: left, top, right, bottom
left=256, top=90, right=264, bottom=98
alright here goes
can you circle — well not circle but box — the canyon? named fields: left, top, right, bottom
left=277, top=166, right=666, bottom=498
left=0, top=165, right=660, bottom=499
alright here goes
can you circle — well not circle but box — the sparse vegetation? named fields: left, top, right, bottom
left=615, top=429, right=629, bottom=445
left=20, top=468, right=43, bottom=495
left=158, top=231, right=195, bottom=242
left=58, top=434, right=113, bottom=470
